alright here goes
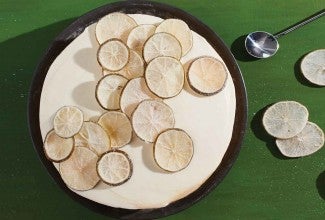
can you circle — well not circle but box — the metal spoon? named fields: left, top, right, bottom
left=245, top=9, right=325, bottom=58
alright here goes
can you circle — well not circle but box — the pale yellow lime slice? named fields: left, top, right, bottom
left=103, top=49, right=144, bottom=79
left=127, top=24, right=156, bottom=55
left=53, top=106, right=84, bottom=138
left=120, top=77, right=158, bottom=117
left=276, top=122, right=324, bottom=157
left=145, top=56, right=184, bottom=98
left=59, top=147, right=99, bottom=191
left=300, top=49, right=325, bottom=86
left=96, top=74, right=128, bottom=110
left=98, top=111, right=132, bottom=148
left=97, top=39, right=129, bottom=71
left=155, top=18, right=193, bottom=56
left=132, top=99, right=175, bottom=142
left=262, top=101, right=309, bottom=139
left=95, top=12, right=137, bottom=44
left=143, top=32, right=182, bottom=63
left=44, top=130, right=74, bottom=162
left=154, top=128, right=194, bottom=172
left=97, top=150, right=132, bottom=186
left=74, top=121, right=111, bottom=156
left=187, top=56, right=227, bottom=96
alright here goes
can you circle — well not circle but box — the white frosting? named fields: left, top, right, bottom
left=39, top=14, right=236, bottom=209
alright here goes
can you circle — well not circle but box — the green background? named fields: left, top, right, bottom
left=0, top=0, right=324, bottom=219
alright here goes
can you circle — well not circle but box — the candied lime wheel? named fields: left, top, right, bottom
left=59, top=147, right=99, bottom=191
left=262, top=101, right=309, bottom=139
left=145, top=56, right=184, bottom=98
left=95, top=12, right=137, bottom=44
left=97, top=39, right=129, bottom=71
left=53, top=106, right=83, bottom=138
left=98, top=111, right=132, bottom=148
left=143, top=32, right=182, bottom=63
left=300, top=49, right=325, bottom=86
left=132, top=99, right=175, bottom=142
left=96, top=74, right=128, bottom=110
left=74, top=121, right=111, bottom=156
left=44, top=130, right=74, bottom=162
left=187, top=56, right=227, bottom=96
left=155, top=18, right=193, bottom=56
left=97, top=150, right=132, bottom=186
left=276, top=122, right=324, bottom=157
left=154, top=128, right=194, bottom=172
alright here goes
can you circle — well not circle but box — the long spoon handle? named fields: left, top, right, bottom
left=274, top=9, right=325, bottom=39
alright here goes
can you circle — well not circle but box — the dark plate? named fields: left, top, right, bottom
left=28, top=1, right=247, bottom=219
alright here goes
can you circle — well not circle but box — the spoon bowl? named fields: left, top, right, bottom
left=245, top=31, right=279, bottom=59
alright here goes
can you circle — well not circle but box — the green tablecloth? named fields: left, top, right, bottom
left=1, top=0, right=324, bottom=219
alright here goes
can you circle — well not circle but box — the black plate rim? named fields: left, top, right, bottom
left=28, top=1, right=247, bottom=219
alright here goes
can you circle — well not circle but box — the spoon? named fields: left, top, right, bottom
left=245, top=9, right=325, bottom=58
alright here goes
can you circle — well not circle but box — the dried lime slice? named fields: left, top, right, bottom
left=103, top=50, right=144, bottom=79
left=145, top=56, right=184, bottom=98
left=276, top=122, right=324, bottom=157
left=155, top=18, right=193, bottom=56
left=154, top=128, right=194, bottom=172
left=262, top=101, right=309, bottom=139
left=74, top=121, right=111, bottom=156
left=95, top=12, right=137, bottom=44
left=97, top=150, right=132, bottom=186
left=127, top=24, right=156, bottom=55
left=96, top=74, right=128, bottom=110
left=44, top=130, right=74, bottom=162
left=300, top=49, right=325, bottom=86
left=98, top=111, right=132, bottom=148
left=59, top=147, right=99, bottom=191
left=132, top=99, right=175, bottom=142
left=120, top=77, right=158, bottom=117
left=143, top=32, right=182, bottom=63
left=53, top=106, right=83, bottom=138
left=97, top=39, right=129, bottom=71
left=187, top=56, right=227, bottom=96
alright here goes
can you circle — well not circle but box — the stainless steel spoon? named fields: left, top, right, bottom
left=245, top=9, right=325, bottom=58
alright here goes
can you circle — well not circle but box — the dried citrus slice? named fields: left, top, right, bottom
left=145, top=56, right=184, bottom=98
left=132, top=99, right=175, bottom=142
left=155, top=18, right=193, bottom=56
left=103, top=50, right=144, bottom=79
left=44, top=130, right=74, bottom=162
left=143, top=32, right=182, bottom=63
left=300, top=49, right=325, bottom=86
left=74, top=121, right=111, bottom=156
left=59, top=147, right=99, bottom=191
left=98, top=111, right=132, bottom=148
left=276, top=122, right=324, bottom=157
left=53, top=106, right=83, bottom=138
left=120, top=77, right=158, bottom=117
left=154, top=128, right=194, bottom=172
left=127, top=24, right=156, bottom=55
left=187, top=56, right=228, bottom=96
left=97, top=39, right=129, bottom=71
left=262, top=101, right=309, bottom=139
left=97, top=150, right=132, bottom=186
left=96, top=74, right=128, bottom=110
left=95, top=12, right=137, bottom=44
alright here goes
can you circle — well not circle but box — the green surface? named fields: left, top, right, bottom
left=0, top=0, right=324, bottom=219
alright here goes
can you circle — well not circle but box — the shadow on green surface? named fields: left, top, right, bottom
left=316, top=171, right=325, bottom=200
left=294, top=53, right=323, bottom=88
left=250, top=104, right=292, bottom=160
left=230, top=35, right=258, bottom=62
